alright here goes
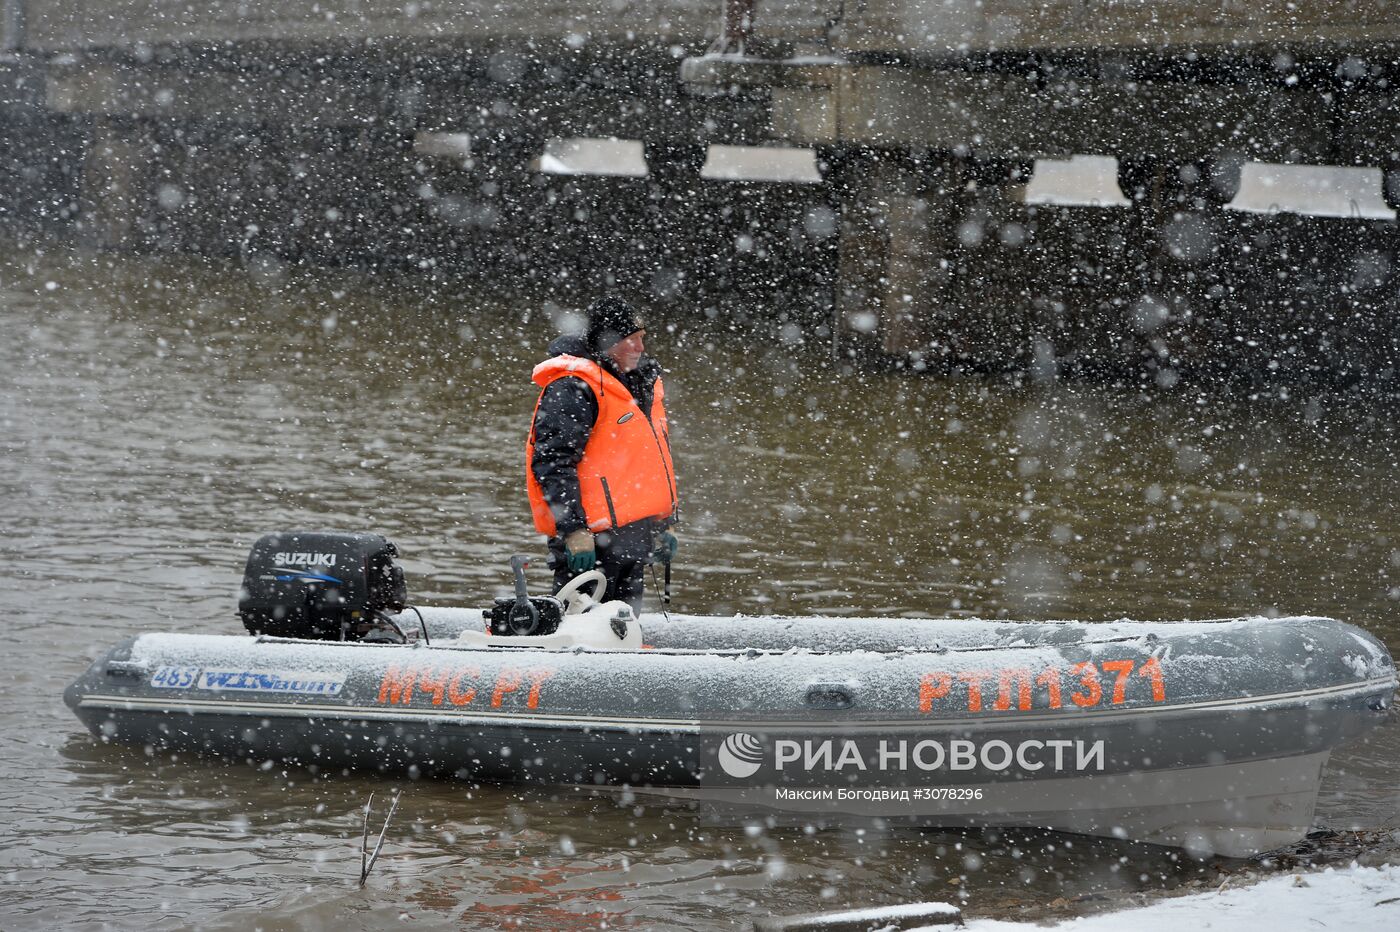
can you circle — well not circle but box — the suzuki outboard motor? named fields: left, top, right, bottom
left=239, top=531, right=407, bottom=640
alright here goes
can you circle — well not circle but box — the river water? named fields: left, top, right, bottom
left=2, top=243, right=1398, bottom=929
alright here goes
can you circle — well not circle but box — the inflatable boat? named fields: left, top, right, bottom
left=66, top=533, right=1398, bottom=858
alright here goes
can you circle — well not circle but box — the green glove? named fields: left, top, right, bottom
left=652, top=530, right=678, bottom=566
left=563, top=529, right=596, bottom=573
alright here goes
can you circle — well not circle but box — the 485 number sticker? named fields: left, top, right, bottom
left=150, top=665, right=199, bottom=689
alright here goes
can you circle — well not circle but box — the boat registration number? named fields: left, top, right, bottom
left=919, top=657, right=1168, bottom=713
left=151, top=665, right=200, bottom=689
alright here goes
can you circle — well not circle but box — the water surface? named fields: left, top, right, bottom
left=2, top=245, right=1397, bottom=929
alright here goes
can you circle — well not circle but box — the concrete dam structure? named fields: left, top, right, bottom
left=686, top=1, right=1400, bottom=375
left=1, top=2, right=751, bottom=269
left=3, top=2, right=1400, bottom=379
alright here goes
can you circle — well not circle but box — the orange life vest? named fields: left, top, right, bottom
left=526, top=355, right=677, bottom=537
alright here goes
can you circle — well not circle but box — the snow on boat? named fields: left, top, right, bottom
left=65, top=534, right=1399, bottom=858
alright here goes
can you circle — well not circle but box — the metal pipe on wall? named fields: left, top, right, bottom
left=711, top=0, right=753, bottom=54
left=2, top=0, right=25, bottom=52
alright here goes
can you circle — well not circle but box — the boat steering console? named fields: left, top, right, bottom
left=474, top=555, right=639, bottom=650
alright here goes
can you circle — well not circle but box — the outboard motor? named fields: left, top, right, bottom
left=239, top=531, right=407, bottom=640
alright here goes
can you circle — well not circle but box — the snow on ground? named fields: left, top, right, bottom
left=961, top=863, right=1400, bottom=930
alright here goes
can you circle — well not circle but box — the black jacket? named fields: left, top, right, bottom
left=530, top=334, right=665, bottom=537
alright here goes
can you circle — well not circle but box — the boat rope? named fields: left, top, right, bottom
left=649, top=563, right=671, bottom=623
left=406, top=605, right=429, bottom=645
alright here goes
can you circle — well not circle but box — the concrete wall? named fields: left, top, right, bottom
left=752, top=0, right=1400, bottom=54
left=24, top=1, right=716, bottom=49
left=35, top=1, right=1398, bottom=56
left=6, top=0, right=1400, bottom=383
left=907, top=200, right=1400, bottom=384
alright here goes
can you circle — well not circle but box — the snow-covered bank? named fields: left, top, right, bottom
left=964, top=863, right=1400, bottom=930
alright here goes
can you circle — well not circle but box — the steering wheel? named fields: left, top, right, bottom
left=555, top=569, right=607, bottom=615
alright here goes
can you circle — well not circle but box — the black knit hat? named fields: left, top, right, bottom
left=586, top=295, right=644, bottom=353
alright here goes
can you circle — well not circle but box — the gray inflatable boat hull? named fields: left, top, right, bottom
left=66, top=612, right=1397, bottom=857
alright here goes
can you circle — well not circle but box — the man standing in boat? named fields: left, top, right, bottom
left=526, top=295, right=679, bottom=610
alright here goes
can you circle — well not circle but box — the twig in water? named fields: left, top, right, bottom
left=358, top=790, right=401, bottom=888
left=360, top=793, right=372, bottom=882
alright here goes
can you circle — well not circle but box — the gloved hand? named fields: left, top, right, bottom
left=652, top=529, right=678, bottom=566
left=563, top=528, right=596, bottom=573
